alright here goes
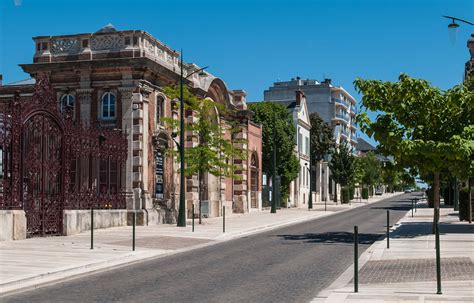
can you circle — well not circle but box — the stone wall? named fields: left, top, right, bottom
left=0, top=210, right=26, bottom=241
left=63, top=209, right=128, bottom=236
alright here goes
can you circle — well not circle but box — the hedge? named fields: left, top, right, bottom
left=341, top=187, right=350, bottom=204
left=362, top=188, right=369, bottom=200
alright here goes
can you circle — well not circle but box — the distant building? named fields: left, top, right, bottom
left=264, top=77, right=358, bottom=150
left=264, top=77, right=358, bottom=203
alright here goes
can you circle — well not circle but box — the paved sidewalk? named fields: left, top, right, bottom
left=313, top=199, right=474, bottom=303
left=0, top=192, right=400, bottom=296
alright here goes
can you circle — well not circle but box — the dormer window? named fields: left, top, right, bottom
left=60, top=94, right=75, bottom=113
left=101, top=92, right=116, bottom=120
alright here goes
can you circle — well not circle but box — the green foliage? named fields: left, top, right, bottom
left=248, top=102, right=299, bottom=200
left=349, top=184, right=355, bottom=200
left=309, top=112, right=335, bottom=162
left=359, top=152, right=382, bottom=187
left=341, top=187, right=350, bottom=204
left=329, top=142, right=355, bottom=187
left=362, top=188, right=369, bottom=199
left=354, top=73, right=473, bottom=180
left=163, top=85, right=246, bottom=180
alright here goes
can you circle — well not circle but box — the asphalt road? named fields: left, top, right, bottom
left=3, top=194, right=414, bottom=303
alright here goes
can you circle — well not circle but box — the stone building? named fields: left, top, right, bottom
left=0, top=25, right=262, bottom=240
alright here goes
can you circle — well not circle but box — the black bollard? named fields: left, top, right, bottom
left=132, top=211, right=136, bottom=251
left=90, top=207, right=94, bottom=250
left=223, top=206, right=226, bottom=233
left=354, top=225, right=359, bottom=293
left=435, top=208, right=442, bottom=294
left=192, top=204, right=195, bottom=232
left=386, top=210, right=390, bottom=249
left=411, top=200, right=414, bottom=217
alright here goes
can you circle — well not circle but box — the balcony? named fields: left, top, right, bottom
left=331, top=97, right=350, bottom=109
left=335, top=113, right=350, bottom=122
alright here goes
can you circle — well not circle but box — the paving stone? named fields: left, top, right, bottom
left=358, top=257, right=474, bottom=284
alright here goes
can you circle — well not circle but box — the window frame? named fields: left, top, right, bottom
left=60, top=94, right=75, bottom=113
left=101, top=92, right=116, bottom=120
left=156, top=95, right=165, bottom=127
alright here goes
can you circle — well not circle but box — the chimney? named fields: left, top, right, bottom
left=323, top=78, right=332, bottom=85
left=295, top=90, right=305, bottom=106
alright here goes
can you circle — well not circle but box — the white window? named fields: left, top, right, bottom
left=101, top=92, right=116, bottom=120
left=305, top=137, right=309, bottom=156
left=298, top=132, right=302, bottom=154
left=60, top=94, right=74, bottom=112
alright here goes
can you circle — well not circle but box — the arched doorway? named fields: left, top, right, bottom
left=22, top=112, right=64, bottom=236
left=250, top=152, right=258, bottom=209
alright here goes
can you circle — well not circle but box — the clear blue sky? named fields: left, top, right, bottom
left=1, top=0, right=472, bottom=144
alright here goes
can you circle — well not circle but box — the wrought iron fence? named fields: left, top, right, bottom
left=0, top=75, right=128, bottom=235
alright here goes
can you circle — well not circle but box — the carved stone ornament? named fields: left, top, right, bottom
left=91, top=35, right=124, bottom=50
left=118, top=87, right=134, bottom=100
left=51, top=38, right=80, bottom=54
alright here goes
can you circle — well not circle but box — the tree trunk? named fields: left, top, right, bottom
left=334, top=182, right=338, bottom=204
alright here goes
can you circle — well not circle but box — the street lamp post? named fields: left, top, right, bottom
left=176, top=49, right=209, bottom=227
left=271, top=119, right=277, bottom=213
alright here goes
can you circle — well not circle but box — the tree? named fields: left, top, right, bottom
left=359, top=152, right=382, bottom=195
left=355, top=74, right=473, bottom=224
left=309, top=112, right=335, bottom=162
left=329, top=142, right=355, bottom=203
left=164, top=86, right=246, bottom=222
left=248, top=102, right=299, bottom=205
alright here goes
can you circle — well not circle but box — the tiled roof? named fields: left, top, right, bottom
left=356, top=137, right=376, bottom=152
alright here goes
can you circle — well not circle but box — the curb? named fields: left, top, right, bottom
left=312, top=200, right=415, bottom=303
left=0, top=193, right=402, bottom=297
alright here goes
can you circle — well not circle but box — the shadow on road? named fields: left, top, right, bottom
left=370, top=205, right=412, bottom=211
left=276, top=231, right=382, bottom=245
left=391, top=222, right=474, bottom=239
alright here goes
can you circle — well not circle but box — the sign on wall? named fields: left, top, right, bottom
left=155, top=151, right=164, bottom=199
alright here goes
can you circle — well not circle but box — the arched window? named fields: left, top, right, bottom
left=156, top=95, right=164, bottom=126
left=101, top=92, right=116, bottom=120
left=60, top=94, right=75, bottom=112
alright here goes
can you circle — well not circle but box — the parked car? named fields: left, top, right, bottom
left=404, top=188, right=412, bottom=193
left=375, top=186, right=383, bottom=195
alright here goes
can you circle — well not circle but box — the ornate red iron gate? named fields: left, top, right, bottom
left=0, top=75, right=128, bottom=237
left=22, top=113, right=64, bottom=235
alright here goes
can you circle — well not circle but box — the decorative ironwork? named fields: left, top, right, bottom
left=0, top=74, right=128, bottom=237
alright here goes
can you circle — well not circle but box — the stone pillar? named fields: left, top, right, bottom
left=233, top=128, right=248, bottom=213
left=119, top=87, right=136, bottom=210
left=76, top=88, right=93, bottom=126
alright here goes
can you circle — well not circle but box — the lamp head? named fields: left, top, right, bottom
left=448, top=20, right=460, bottom=29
